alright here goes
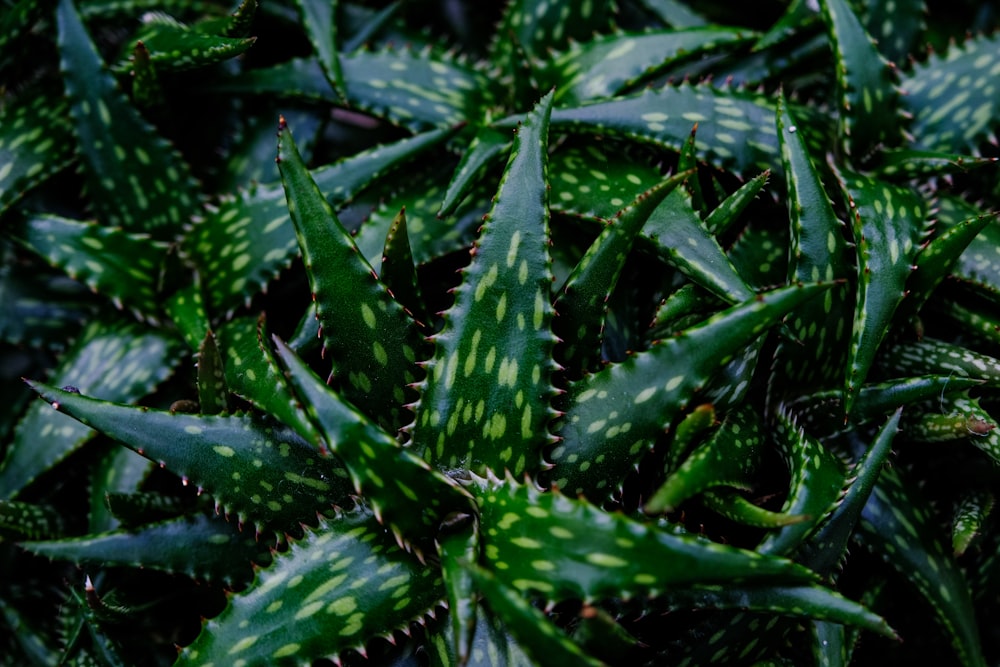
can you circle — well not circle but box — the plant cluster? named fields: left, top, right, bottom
left=2, top=0, right=1000, bottom=665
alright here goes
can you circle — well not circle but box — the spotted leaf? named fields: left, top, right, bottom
left=834, top=168, right=927, bottom=414
left=426, top=603, right=535, bottom=667
left=900, top=32, right=1000, bottom=153
left=646, top=405, right=764, bottom=514
left=379, top=208, right=429, bottom=324
left=873, top=149, right=998, bottom=179
left=20, top=514, right=263, bottom=587
left=56, top=0, right=198, bottom=238
left=6, top=214, right=168, bottom=321
left=819, top=0, right=901, bottom=157
left=882, top=337, right=1000, bottom=385
left=0, top=259, right=98, bottom=348
left=555, top=171, right=690, bottom=375
left=704, top=169, right=770, bottom=236
left=274, top=338, right=473, bottom=552
left=0, top=319, right=182, bottom=500
left=702, top=489, right=809, bottom=528
left=294, top=0, right=344, bottom=97
left=25, top=383, right=351, bottom=533
left=278, top=118, right=424, bottom=433
left=197, top=330, right=227, bottom=415
left=116, top=14, right=256, bottom=73
left=178, top=506, right=444, bottom=666
left=953, top=489, right=993, bottom=557
left=548, top=27, right=755, bottom=105
left=438, top=522, right=480, bottom=664
left=0, top=501, right=63, bottom=541
left=0, top=86, right=75, bottom=216
left=411, top=92, right=558, bottom=478
left=439, top=126, right=511, bottom=217
left=478, top=483, right=818, bottom=603
left=549, top=282, right=831, bottom=498
left=858, top=465, right=986, bottom=667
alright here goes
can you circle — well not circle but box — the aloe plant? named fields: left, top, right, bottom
left=2, top=0, right=1000, bottom=665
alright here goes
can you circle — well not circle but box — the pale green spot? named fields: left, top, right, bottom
left=213, top=445, right=235, bottom=457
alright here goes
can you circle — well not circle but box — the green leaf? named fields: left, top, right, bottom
left=464, top=562, right=607, bottom=667
left=639, top=0, right=707, bottom=28
left=0, top=260, right=97, bottom=348
left=479, top=483, right=818, bottom=602
left=953, top=489, right=993, bottom=557
left=703, top=169, right=770, bottom=236
left=439, top=126, right=510, bottom=218
left=549, top=282, right=830, bottom=498
left=20, top=514, right=262, bottom=587
left=646, top=405, right=764, bottom=513
left=0, top=319, right=182, bottom=500
left=293, top=0, right=344, bottom=97
left=834, top=168, right=926, bottom=413
left=882, top=337, right=1000, bottom=385
left=56, top=0, right=199, bottom=238
left=0, top=87, right=75, bottom=216
left=378, top=208, right=429, bottom=324
left=872, top=149, right=998, bottom=179
left=6, top=214, right=168, bottom=321
left=702, top=489, right=809, bottom=528
left=859, top=466, right=986, bottom=667
left=118, top=14, right=256, bottom=72
left=25, top=383, right=351, bottom=532
left=0, top=500, right=63, bottom=540
left=900, top=33, right=1000, bottom=153
left=412, top=92, right=558, bottom=478
left=862, top=0, right=925, bottom=63
left=548, top=28, right=755, bottom=105
left=819, top=0, right=901, bottom=157
left=178, top=507, right=444, bottom=666
left=438, top=522, right=480, bottom=664
left=278, top=117, right=424, bottom=432
left=273, top=338, right=473, bottom=551
left=197, top=330, right=228, bottom=415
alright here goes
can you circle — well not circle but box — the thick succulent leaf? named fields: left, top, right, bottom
left=178, top=507, right=444, bottom=666
left=491, top=0, right=614, bottom=62
left=548, top=142, right=663, bottom=222
left=197, top=330, right=228, bottom=415
left=215, top=316, right=320, bottom=444
left=294, top=0, right=344, bottom=97
left=859, top=466, right=986, bottom=667
left=438, top=523, right=479, bottom=664
left=945, top=395, right=1000, bottom=462
left=643, top=184, right=756, bottom=304
left=794, top=410, right=900, bottom=576
left=899, top=213, right=995, bottom=322
left=657, top=583, right=895, bottom=638
left=554, top=172, right=689, bottom=375
left=412, top=92, right=558, bottom=478
left=662, top=403, right=716, bottom=474
left=773, top=94, right=851, bottom=394
left=940, top=210, right=1000, bottom=300
left=0, top=319, right=182, bottom=500
left=549, top=282, right=830, bottom=498
left=819, top=0, right=900, bottom=157
left=544, top=84, right=789, bottom=177
left=273, top=338, right=473, bottom=551
left=728, top=221, right=790, bottom=289
left=953, top=490, right=993, bottom=557
left=56, top=0, right=198, bottom=238
left=19, top=514, right=261, bottom=587
left=548, top=28, right=755, bottom=105
left=900, top=33, right=1000, bottom=153
left=649, top=285, right=723, bottom=341
left=464, top=563, right=606, bottom=667
left=479, top=483, right=818, bottom=603
left=6, top=214, right=168, bottom=320
left=0, top=0, right=50, bottom=73
left=703, top=170, right=769, bottom=236
left=162, top=278, right=210, bottom=351
left=119, top=15, right=256, bottom=72
left=278, top=118, right=423, bottom=432
left=379, top=208, right=428, bottom=323
left=426, top=605, right=535, bottom=667
left=439, top=126, right=510, bottom=217
left=702, top=489, right=808, bottom=528
left=25, top=383, right=351, bottom=532
left=904, top=393, right=995, bottom=443
left=873, top=149, right=998, bottom=179
left=835, top=168, right=926, bottom=413
left=756, top=408, right=848, bottom=556
left=863, top=0, right=925, bottom=63
left=342, top=47, right=489, bottom=130
left=0, top=87, right=75, bottom=216
left=0, top=501, right=63, bottom=541
left=882, top=337, right=1000, bottom=384
left=88, top=439, right=154, bottom=534
left=646, top=405, right=764, bottom=513
left=0, top=262, right=97, bottom=348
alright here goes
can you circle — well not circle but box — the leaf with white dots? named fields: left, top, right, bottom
left=464, top=562, right=607, bottom=667
left=862, top=0, right=924, bottom=63
left=412, top=92, right=559, bottom=478
left=833, top=168, right=927, bottom=414
left=478, top=483, right=819, bottom=603
left=0, top=319, right=183, bottom=500
left=56, top=0, right=199, bottom=238
left=25, top=383, right=352, bottom=533
left=646, top=405, right=765, bottom=514
left=858, top=465, right=986, bottom=667
left=818, top=0, right=901, bottom=158
left=549, top=282, right=830, bottom=499
left=293, top=0, right=343, bottom=97
left=0, top=501, right=63, bottom=541
left=178, top=506, right=445, bottom=667
left=0, top=260, right=99, bottom=348
left=0, top=86, right=76, bottom=217
left=439, top=126, right=511, bottom=218
left=555, top=171, right=689, bottom=375
left=547, top=27, right=755, bottom=105
left=426, top=604, right=535, bottom=667
left=900, top=32, right=1000, bottom=154
left=703, top=169, right=769, bottom=237
left=274, top=338, right=473, bottom=553
left=882, top=337, right=1000, bottom=386
left=934, top=200, right=1000, bottom=301
left=379, top=208, right=429, bottom=324
left=116, top=13, right=256, bottom=73
left=6, top=214, right=168, bottom=321
left=19, top=514, right=263, bottom=587
left=278, top=118, right=425, bottom=433
left=872, top=149, right=998, bottom=179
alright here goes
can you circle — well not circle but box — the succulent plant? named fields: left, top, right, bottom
left=3, top=0, right=1000, bottom=665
